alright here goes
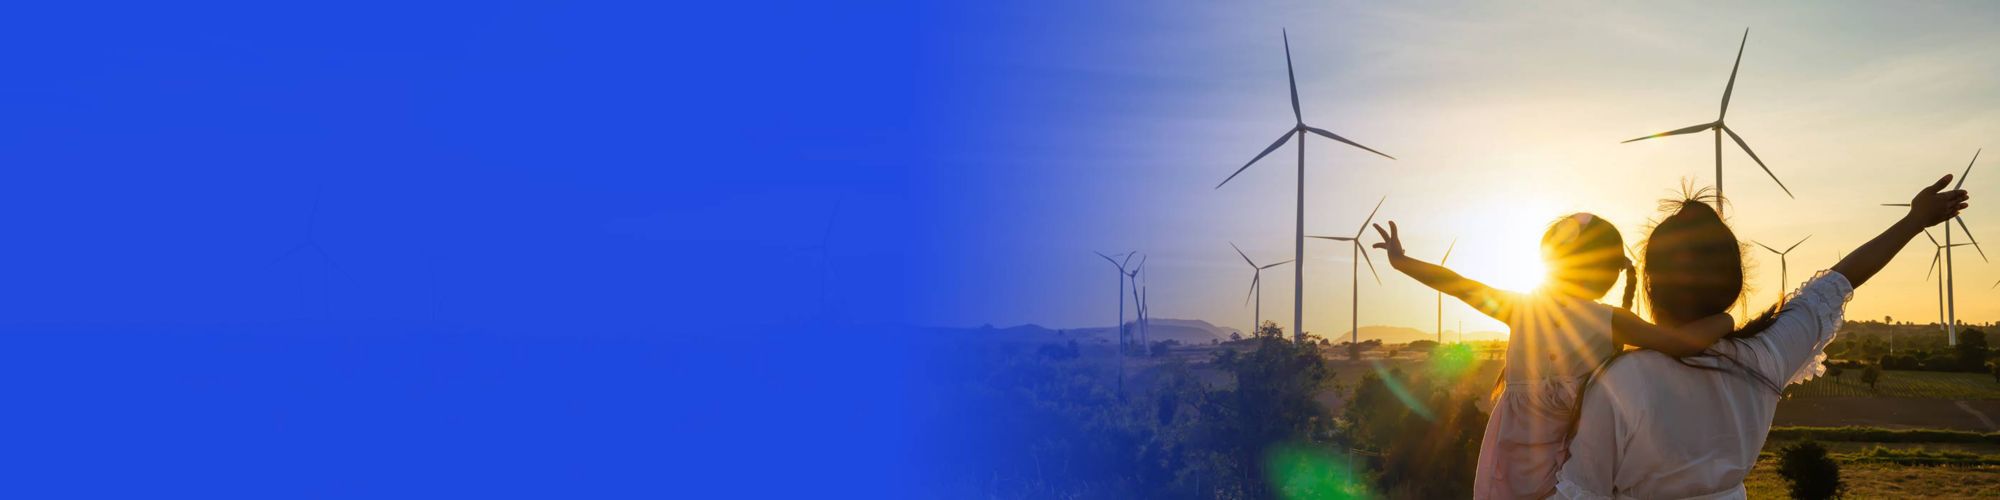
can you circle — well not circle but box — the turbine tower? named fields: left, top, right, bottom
left=269, top=187, right=349, bottom=318
left=1308, top=196, right=1386, bottom=358
left=1437, top=238, right=1457, bottom=344
left=1919, top=229, right=1972, bottom=335
left=1126, top=256, right=1149, bottom=350
left=1095, top=250, right=1136, bottom=398
left=1217, top=29, right=1395, bottom=344
left=1753, top=235, right=1810, bottom=307
left=1231, top=242, right=1294, bottom=337
left=1885, top=151, right=1985, bottom=344
left=1621, top=28, right=1792, bottom=216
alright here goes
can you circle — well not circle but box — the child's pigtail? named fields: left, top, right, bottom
left=1619, top=261, right=1638, bottom=312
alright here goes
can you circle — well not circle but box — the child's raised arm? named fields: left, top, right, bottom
left=1373, top=221, right=1520, bottom=323
left=1612, top=310, right=1734, bottom=357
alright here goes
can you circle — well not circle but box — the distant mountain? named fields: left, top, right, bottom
left=1331, top=325, right=1508, bottom=344
left=952, top=318, right=1243, bottom=345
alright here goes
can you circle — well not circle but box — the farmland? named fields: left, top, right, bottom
left=1787, top=369, right=2000, bottom=400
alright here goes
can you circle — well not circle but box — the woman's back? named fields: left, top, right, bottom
left=1554, top=272, right=1853, bottom=499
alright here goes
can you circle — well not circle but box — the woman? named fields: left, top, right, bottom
left=1551, top=175, right=1971, bottom=499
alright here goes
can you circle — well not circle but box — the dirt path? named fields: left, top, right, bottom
left=1958, top=400, right=1999, bottom=431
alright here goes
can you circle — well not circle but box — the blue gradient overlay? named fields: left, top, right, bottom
left=0, top=0, right=995, bottom=497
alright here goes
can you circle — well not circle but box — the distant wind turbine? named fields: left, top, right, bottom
left=1918, top=229, right=1973, bottom=335
left=1126, top=256, right=1149, bottom=350
left=1621, top=28, right=1792, bottom=217
left=1216, top=29, right=1396, bottom=344
left=269, top=187, right=349, bottom=318
left=1095, top=250, right=1136, bottom=398
left=1230, top=242, right=1295, bottom=338
left=1884, top=150, right=1985, bottom=345
left=1437, top=238, right=1457, bottom=344
left=1754, top=235, right=1810, bottom=307
left=1308, top=196, right=1385, bottom=358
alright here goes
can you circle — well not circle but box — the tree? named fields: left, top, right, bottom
left=1862, top=365, right=1882, bottom=390
left=1776, top=440, right=1844, bottom=500
left=1959, top=329, right=1990, bottom=372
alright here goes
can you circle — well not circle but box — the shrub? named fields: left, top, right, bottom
left=1861, top=365, right=1882, bottom=390
left=1775, top=440, right=1843, bottom=500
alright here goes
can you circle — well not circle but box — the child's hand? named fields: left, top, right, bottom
left=1371, top=221, right=1406, bottom=259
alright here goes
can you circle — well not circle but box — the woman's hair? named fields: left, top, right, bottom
left=1541, top=213, right=1637, bottom=310
left=1632, top=188, right=1785, bottom=392
left=1563, top=189, right=1787, bottom=444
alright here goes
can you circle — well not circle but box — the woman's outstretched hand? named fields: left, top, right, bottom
left=1906, top=174, right=1971, bottom=227
left=1371, top=221, right=1406, bottom=259
left=1835, top=175, right=1973, bottom=288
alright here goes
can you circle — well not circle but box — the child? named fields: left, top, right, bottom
left=1370, top=215, right=1736, bottom=499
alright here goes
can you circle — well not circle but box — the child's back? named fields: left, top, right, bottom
left=1474, top=290, right=1617, bottom=499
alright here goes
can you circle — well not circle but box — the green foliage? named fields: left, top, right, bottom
left=1775, top=440, right=1844, bottom=500
left=1860, top=365, right=1881, bottom=389
left=1339, top=367, right=1485, bottom=498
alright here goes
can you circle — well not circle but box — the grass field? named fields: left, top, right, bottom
left=1745, top=459, right=2000, bottom=498
left=1787, top=370, right=2000, bottom=399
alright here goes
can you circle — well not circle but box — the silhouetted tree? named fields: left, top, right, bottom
left=1776, top=440, right=1843, bottom=500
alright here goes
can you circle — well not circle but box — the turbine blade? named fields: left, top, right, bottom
left=1957, top=149, right=1982, bottom=189
left=1621, top=122, right=1716, bottom=143
left=1217, top=129, right=1296, bottom=189
left=1720, top=28, right=1748, bottom=119
left=1304, top=126, right=1395, bottom=160
left=1441, top=238, right=1457, bottom=263
left=1956, top=217, right=1987, bottom=262
left=1724, top=126, right=1793, bottom=198
left=268, top=242, right=309, bottom=268
left=1883, top=203, right=1912, bottom=207
left=1095, top=251, right=1119, bottom=267
left=1754, top=241, right=1780, bottom=254
left=1122, top=252, right=1136, bottom=268
left=1284, top=29, right=1301, bottom=124
left=1308, top=236, right=1355, bottom=241
left=1356, top=196, right=1387, bottom=236
left=311, top=243, right=353, bottom=281
left=1247, top=274, right=1259, bottom=306
left=1231, top=242, right=1256, bottom=268
left=1357, top=242, right=1381, bottom=285
left=1261, top=259, right=1294, bottom=269
left=1929, top=250, right=1941, bottom=281
left=1787, top=235, right=1811, bottom=253
left=1924, top=229, right=1940, bottom=247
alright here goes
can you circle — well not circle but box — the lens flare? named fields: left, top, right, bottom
left=1265, top=442, right=1371, bottom=500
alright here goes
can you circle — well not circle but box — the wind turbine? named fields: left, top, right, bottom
left=1918, top=229, right=1972, bottom=336
left=269, top=187, right=349, bottom=318
left=1308, top=196, right=1385, bottom=358
left=1126, top=256, right=1149, bottom=350
left=1753, top=235, right=1810, bottom=307
left=1884, top=150, right=1985, bottom=344
left=1436, top=238, right=1457, bottom=344
left=1216, top=29, right=1396, bottom=344
left=1095, top=250, right=1136, bottom=398
left=1231, top=242, right=1295, bottom=337
left=1621, top=28, right=1792, bottom=217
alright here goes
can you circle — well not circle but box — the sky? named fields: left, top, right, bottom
left=915, top=0, right=2000, bottom=339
